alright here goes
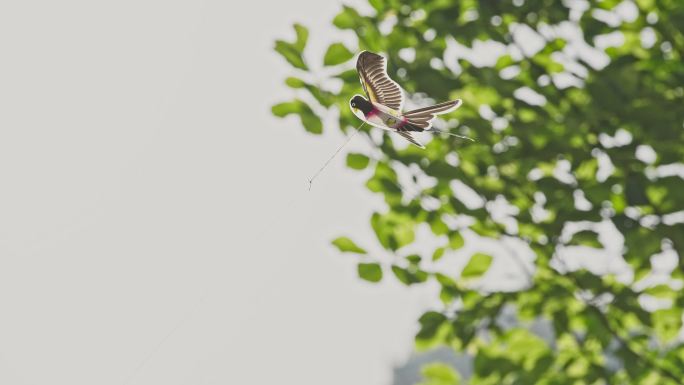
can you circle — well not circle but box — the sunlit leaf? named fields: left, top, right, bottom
left=358, top=263, right=383, bottom=282
left=324, top=42, right=354, bottom=66
left=432, top=247, right=446, bottom=261
left=274, top=40, right=307, bottom=69
left=368, top=0, right=385, bottom=12
left=285, top=77, right=306, bottom=88
left=461, top=253, right=493, bottom=279
left=299, top=108, right=323, bottom=134
left=333, top=6, right=360, bottom=29
left=271, top=100, right=302, bottom=117
left=568, top=230, right=602, bottom=248
left=274, top=24, right=309, bottom=70
left=448, top=232, right=465, bottom=250
left=416, top=311, right=447, bottom=341
left=653, top=308, right=682, bottom=343
left=271, top=99, right=323, bottom=134
left=418, top=363, right=461, bottom=385
left=331, top=236, right=367, bottom=254
left=346, top=153, right=370, bottom=170
left=392, top=265, right=428, bottom=285
left=293, top=23, right=308, bottom=52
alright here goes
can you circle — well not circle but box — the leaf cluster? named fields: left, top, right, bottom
left=275, top=0, right=684, bottom=382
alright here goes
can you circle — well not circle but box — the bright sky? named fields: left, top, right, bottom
left=0, top=1, right=434, bottom=384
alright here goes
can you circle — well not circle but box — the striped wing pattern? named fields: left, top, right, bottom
left=396, top=131, right=425, bottom=148
left=403, top=100, right=462, bottom=130
left=356, top=51, right=404, bottom=111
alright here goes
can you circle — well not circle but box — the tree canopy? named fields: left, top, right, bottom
left=273, top=0, right=684, bottom=383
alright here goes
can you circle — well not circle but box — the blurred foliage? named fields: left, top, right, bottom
left=273, top=0, right=684, bottom=383
left=419, top=362, right=461, bottom=385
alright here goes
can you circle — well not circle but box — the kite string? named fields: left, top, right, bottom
left=308, top=122, right=365, bottom=190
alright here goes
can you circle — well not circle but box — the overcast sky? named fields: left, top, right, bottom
left=0, top=1, right=435, bottom=384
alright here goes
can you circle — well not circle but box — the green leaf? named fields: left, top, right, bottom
left=432, top=247, right=446, bottom=261
left=418, top=363, right=461, bottom=385
left=461, top=253, right=493, bottom=279
left=653, top=308, right=682, bottom=343
left=368, top=0, right=384, bottom=12
left=273, top=24, right=309, bottom=70
left=568, top=230, right=602, bottom=248
left=331, top=236, right=367, bottom=254
left=271, top=100, right=302, bottom=117
left=429, top=216, right=449, bottom=236
left=334, top=69, right=359, bottom=83
left=392, top=265, right=428, bottom=285
left=304, top=85, right=335, bottom=107
left=285, top=77, right=306, bottom=88
left=346, top=153, right=370, bottom=170
left=293, top=23, right=308, bottom=52
left=416, top=311, right=447, bottom=341
left=575, top=159, right=598, bottom=181
left=324, top=43, right=354, bottom=66
left=299, top=107, right=323, bottom=134
left=448, top=232, right=465, bottom=250
left=333, top=6, right=360, bottom=29
left=274, top=40, right=307, bottom=70
left=645, top=284, right=677, bottom=299
left=370, top=211, right=415, bottom=251
left=283, top=77, right=335, bottom=107
left=272, top=2, right=684, bottom=380
left=271, top=100, right=323, bottom=134
left=646, top=185, right=668, bottom=206
left=358, top=263, right=383, bottom=282
left=495, top=55, right=515, bottom=70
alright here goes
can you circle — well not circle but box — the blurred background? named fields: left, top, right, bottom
left=2, top=0, right=684, bottom=384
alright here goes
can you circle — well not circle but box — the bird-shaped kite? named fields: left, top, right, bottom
left=308, top=50, right=470, bottom=189
left=350, top=50, right=465, bottom=148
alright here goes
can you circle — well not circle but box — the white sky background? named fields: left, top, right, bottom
left=0, top=0, right=435, bottom=384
